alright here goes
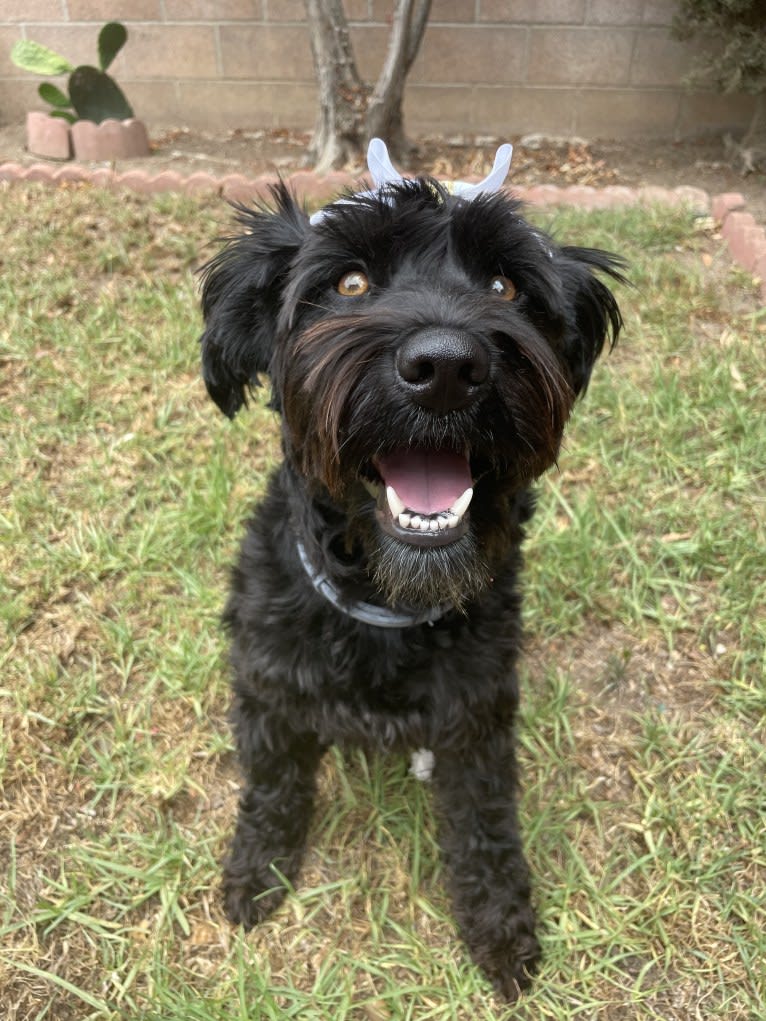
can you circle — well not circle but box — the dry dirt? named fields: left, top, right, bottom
left=1, top=122, right=764, bottom=223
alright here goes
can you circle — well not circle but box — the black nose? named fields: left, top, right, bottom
left=395, top=329, right=490, bottom=412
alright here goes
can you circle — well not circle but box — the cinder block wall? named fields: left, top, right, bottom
left=0, top=0, right=753, bottom=140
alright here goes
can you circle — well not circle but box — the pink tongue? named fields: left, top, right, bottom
left=376, top=449, right=472, bottom=515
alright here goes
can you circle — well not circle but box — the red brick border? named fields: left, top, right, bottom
left=1, top=160, right=763, bottom=302
left=714, top=195, right=766, bottom=288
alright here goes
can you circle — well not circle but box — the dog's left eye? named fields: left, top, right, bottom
left=337, top=271, right=370, bottom=297
left=489, top=275, right=517, bottom=300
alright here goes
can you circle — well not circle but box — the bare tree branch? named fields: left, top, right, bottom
left=404, top=0, right=432, bottom=69
left=367, top=0, right=432, bottom=159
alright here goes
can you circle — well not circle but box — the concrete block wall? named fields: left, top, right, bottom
left=0, top=0, right=754, bottom=140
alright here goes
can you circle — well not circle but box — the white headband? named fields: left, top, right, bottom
left=309, top=137, right=513, bottom=226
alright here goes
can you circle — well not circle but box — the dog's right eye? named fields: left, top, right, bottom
left=489, top=275, right=517, bottom=300
left=337, top=271, right=370, bottom=297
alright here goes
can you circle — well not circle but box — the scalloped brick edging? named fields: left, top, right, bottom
left=0, top=159, right=712, bottom=211
left=0, top=160, right=763, bottom=302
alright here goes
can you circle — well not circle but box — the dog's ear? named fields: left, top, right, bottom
left=554, top=246, right=627, bottom=395
left=199, top=186, right=307, bottom=417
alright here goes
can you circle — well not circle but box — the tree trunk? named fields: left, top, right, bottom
left=303, top=0, right=431, bottom=171
left=726, top=93, right=766, bottom=174
left=366, top=0, right=432, bottom=162
left=303, top=0, right=368, bottom=173
left=741, top=92, right=766, bottom=170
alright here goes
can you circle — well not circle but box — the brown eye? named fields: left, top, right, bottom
left=490, top=275, right=517, bottom=300
left=337, top=270, right=370, bottom=297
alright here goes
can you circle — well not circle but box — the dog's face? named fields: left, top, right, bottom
left=201, top=181, right=623, bottom=608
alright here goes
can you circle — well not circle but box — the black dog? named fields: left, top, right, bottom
left=199, top=149, right=624, bottom=999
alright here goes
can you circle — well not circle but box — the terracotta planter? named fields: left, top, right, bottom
left=71, top=118, right=150, bottom=160
left=26, top=111, right=150, bottom=162
left=26, top=111, right=71, bottom=160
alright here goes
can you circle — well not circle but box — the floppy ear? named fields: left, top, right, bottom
left=554, top=246, right=627, bottom=396
left=199, top=185, right=307, bottom=417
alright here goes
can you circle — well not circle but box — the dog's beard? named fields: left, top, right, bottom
left=368, top=531, right=491, bottom=612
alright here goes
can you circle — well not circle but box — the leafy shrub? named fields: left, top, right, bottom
left=672, top=0, right=766, bottom=95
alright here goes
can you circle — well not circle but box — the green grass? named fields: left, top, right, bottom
left=1, top=184, right=764, bottom=1020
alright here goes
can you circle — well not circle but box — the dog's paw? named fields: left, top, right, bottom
left=221, top=871, right=289, bottom=930
left=479, top=930, right=542, bottom=1002
left=461, top=901, right=541, bottom=1002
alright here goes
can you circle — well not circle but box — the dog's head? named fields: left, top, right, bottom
left=200, top=161, right=624, bottom=609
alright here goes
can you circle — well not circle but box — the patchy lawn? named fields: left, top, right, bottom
left=1, top=183, right=764, bottom=1021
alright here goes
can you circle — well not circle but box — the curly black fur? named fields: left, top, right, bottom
left=199, top=178, right=625, bottom=1000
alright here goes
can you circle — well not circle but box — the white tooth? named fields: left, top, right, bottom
left=419, top=518, right=430, bottom=531
left=449, top=487, right=473, bottom=520
left=409, top=515, right=422, bottom=529
left=398, top=512, right=412, bottom=528
left=429, top=519, right=439, bottom=531
left=447, top=514, right=459, bottom=529
left=437, top=515, right=449, bottom=530
left=386, top=485, right=406, bottom=518
left=362, top=478, right=380, bottom=498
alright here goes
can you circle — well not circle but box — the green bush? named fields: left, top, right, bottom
left=673, top=0, right=765, bottom=156
left=672, top=0, right=765, bottom=95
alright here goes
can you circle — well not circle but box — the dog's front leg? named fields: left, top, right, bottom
left=223, top=695, right=325, bottom=929
left=432, top=730, right=540, bottom=1000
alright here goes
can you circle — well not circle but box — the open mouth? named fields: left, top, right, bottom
left=365, top=447, right=473, bottom=547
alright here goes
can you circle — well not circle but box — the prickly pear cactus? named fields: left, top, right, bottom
left=11, top=21, right=134, bottom=125
left=69, top=67, right=134, bottom=123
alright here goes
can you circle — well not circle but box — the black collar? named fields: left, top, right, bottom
left=296, top=541, right=451, bottom=629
